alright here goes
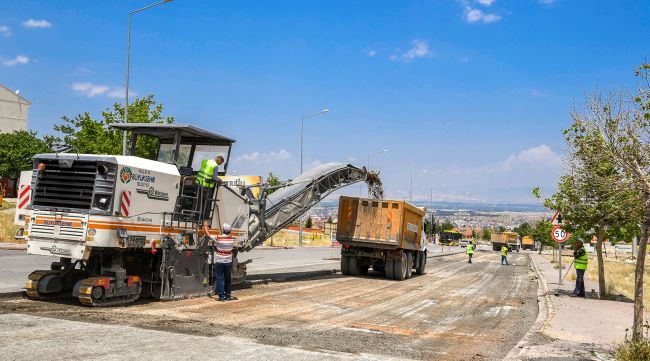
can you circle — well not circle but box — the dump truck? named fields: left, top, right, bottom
left=439, top=230, right=462, bottom=245
left=337, top=196, right=427, bottom=281
left=19, top=123, right=367, bottom=306
left=521, top=236, right=535, bottom=251
left=491, top=231, right=521, bottom=252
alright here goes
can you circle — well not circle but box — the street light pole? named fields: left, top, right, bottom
left=123, top=0, right=173, bottom=156
left=365, top=149, right=388, bottom=197
left=299, top=108, right=329, bottom=247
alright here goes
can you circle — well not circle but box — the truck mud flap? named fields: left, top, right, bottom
left=159, top=236, right=213, bottom=300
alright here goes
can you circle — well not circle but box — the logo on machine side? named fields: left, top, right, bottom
left=40, top=245, right=72, bottom=256
left=120, top=167, right=133, bottom=184
left=136, top=187, right=169, bottom=201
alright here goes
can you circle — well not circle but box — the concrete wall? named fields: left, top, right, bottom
left=0, top=85, right=30, bottom=133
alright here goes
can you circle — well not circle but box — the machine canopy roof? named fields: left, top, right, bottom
left=110, top=123, right=235, bottom=146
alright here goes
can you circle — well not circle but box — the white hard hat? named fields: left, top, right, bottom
left=222, top=223, right=232, bottom=232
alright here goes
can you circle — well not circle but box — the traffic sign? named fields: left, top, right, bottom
left=551, top=211, right=562, bottom=225
left=552, top=226, right=569, bottom=243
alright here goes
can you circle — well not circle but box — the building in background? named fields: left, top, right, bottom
left=0, top=84, right=30, bottom=133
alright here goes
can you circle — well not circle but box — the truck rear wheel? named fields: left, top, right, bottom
left=405, top=253, right=413, bottom=279
left=393, top=252, right=407, bottom=281
left=341, top=256, right=350, bottom=275
left=385, top=259, right=394, bottom=279
left=349, top=256, right=360, bottom=276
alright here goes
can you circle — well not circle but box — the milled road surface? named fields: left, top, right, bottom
left=0, top=251, right=537, bottom=360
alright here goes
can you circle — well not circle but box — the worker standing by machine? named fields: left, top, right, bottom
left=501, top=244, right=509, bottom=265
left=204, top=222, right=236, bottom=301
left=196, top=155, right=224, bottom=220
left=466, top=242, right=474, bottom=264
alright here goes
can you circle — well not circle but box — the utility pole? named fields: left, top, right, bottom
left=123, top=0, right=173, bottom=155
left=299, top=108, right=329, bottom=247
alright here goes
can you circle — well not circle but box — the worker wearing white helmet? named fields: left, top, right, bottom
left=203, top=222, right=237, bottom=301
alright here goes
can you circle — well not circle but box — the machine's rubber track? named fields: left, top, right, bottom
left=24, top=270, right=71, bottom=301
left=77, top=277, right=141, bottom=307
left=78, top=293, right=140, bottom=307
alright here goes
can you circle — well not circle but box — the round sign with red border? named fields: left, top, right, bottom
left=552, top=226, right=569, bottom=243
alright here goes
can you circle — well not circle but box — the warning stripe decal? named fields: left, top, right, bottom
left=120, top=191, right=131, bottom=217
left=18, top=185, right=31, bottom=209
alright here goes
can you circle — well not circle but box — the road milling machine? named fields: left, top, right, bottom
left=22, top=123, right=366, bottom=306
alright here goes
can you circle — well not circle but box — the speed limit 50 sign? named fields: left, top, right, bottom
left=552, top=226, right=569, bottom=243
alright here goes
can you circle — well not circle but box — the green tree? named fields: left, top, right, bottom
left=497, top=225, right=506, bottom=233
left=264, top=172, right=283, bottom=195
left=514, top=222, right=532, bottom=237
left=440, top=221, right=455, bottom=232
left=531, top=219, right=554, bottom=254
left=586, top=63, right=650, bottom=339
left=305, top=216, right=313, bottom=229
left=327, top=216, right=333, bottom=223
left=0, top=131, right=53, bottom=188
left=481, top=228, right=492, bottom=242
left=53, top=95, right=174, bottom=159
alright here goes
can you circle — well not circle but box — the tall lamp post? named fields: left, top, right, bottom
left=364, top=149, right=388, bottom=197
left=409, top=170, right=428, bottom=204
left=299, top=108, right=329, bottom=247
left=123, top=0, right=173, bottom=155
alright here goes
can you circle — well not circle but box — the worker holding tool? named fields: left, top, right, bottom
left=196, top=155, right=224, bottom=220
left=572, top=239, right=588, bottom=297
left=501, top=245, right=509, bottom=265
left=204, top=222, right=237, bottom=301
left=466, top=242, right=474, bottom=263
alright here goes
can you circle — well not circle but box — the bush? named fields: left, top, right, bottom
left=615, top=324, right=650, bottom=360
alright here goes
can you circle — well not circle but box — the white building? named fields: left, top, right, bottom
left=0, top=84, right=30, bottom=133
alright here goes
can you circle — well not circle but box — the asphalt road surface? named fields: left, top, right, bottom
left=0, top=250, right=537, bottom=360
left=0, top=245, right=463, bottom=293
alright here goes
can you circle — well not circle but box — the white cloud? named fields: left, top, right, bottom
left=501, top=145, right=561, bottom=171
left=367, top=50, right=377, bottom=57
left=2, top=55, right=29, bottom=67
left=72, top=82, right=109, bottom=97
left=538, top=0, right=556, bottom=5
left=464, top=7, right=501, bottom=23
left=72, top=82, right=136, bottom=99
left=22, top=19, right=52, bottom=28
left=477, top=0, right=496, bottom=6
left=390, top=40, right=430, bottom=62
left=234, top=149, right=292, bottom=165
left=0, top=25, right=11, bottom=37
left=530, top=88, right=547, bottom=97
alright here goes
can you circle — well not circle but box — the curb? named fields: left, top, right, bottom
left=0, top=243, right=27, bottom=251
left=504, top=253, right=554, bottom=360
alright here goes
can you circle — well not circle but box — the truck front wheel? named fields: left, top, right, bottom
left=349, top=256, right=361, bottom=276
left=416, top=251, right=427, bottom=275
left=341, top=256, right=350, bottom=275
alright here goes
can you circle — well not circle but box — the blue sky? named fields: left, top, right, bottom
left=1, top=0, right=649, bottom=204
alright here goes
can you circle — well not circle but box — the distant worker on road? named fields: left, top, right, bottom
left=467, top=242, right=474, bottom=263
left=197, top=155, right=224, bottom=220
left=501, top=245, right=509, bottom=265
left=572, top=239, right=588, bottom=298
left=204, top=222, right=236, bottom=301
